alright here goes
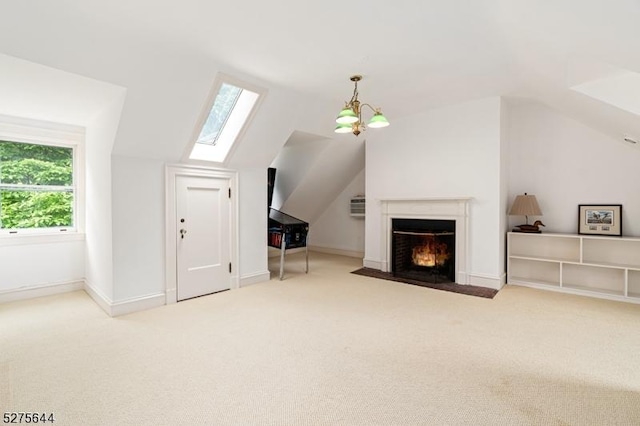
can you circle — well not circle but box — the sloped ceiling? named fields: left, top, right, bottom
left=0, top=53, right=125, bottom=126
left=270, top=131, right=365, bottom=224
left=269, top=131, right=331, bottom=210
left=1, top=1, right=639, bottom=131
left=0, top=1, right=639, bottom=168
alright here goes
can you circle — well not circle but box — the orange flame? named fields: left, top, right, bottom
left=412, top=236, right=450, bottom=267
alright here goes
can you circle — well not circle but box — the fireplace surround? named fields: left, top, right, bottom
left=378, top=198, right=471, bottom=285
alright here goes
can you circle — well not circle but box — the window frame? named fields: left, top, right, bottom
left=0, top=114, right=85, bottom=241
left=183, top=73, right=266, bottom=166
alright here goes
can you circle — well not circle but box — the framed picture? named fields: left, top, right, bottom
left=578, top=204, right=622, bottom=236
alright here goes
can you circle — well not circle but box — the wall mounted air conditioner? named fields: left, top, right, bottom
left=350, top=196, right=365, bottom=217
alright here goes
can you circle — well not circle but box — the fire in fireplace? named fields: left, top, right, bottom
left=411, top=235, right=450, bottom=267
left=392, top=219, right=455, bottom=284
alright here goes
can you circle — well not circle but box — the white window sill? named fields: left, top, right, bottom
left=0, top=232, right=85, bottom=247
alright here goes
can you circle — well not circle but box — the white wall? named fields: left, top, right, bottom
left=0, top=55, right=124, bottom=299
left=365, top=97, right=505, bottom=287
left=0, top=239, right=85, bottom=292
left=508, top=100, right=640, bottom=236
left=0, top=119, right=87, bottom=296
left=281, top=139, right=365, bottom=224
left=85, top=93, right=126, bottom=301
left=238, top=168, right=269, bottom=286
left=310, top=169, right=365, bottom=256
left=499, top=99, right=510, bottom=276
left=269, top=133, right=329, bottom=209
left=111, top=156, right=165, bottom=302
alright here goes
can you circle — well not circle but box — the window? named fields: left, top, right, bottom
left=0, top=115, right=83, bottom=236
left=196, top=83, right=244, bottom=145
left=188, top=75, right=264, bottom=164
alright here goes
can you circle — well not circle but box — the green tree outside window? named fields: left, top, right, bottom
left=0, top=140, right=74, bottom=230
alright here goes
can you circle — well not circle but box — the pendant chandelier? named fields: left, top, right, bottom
left=334, top=75, right=390, bottom=136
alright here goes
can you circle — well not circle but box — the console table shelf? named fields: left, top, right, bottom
left=507, top=232, right=640, bottom=304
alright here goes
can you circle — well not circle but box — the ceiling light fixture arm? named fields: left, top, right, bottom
left=345, top=82, right=381, bottom=121
left=359, top=102, right=382, bottom=115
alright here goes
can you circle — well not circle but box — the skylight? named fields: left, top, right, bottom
left=196, top=83, right=242, bottom=145
left=189, top=77, right=262, bottom=163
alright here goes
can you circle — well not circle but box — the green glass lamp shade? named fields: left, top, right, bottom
left=334, top=122, right=353, bottom=134
left=368, top=112, right=390, bottom=128
left=336, top=107, right=358, bottom=124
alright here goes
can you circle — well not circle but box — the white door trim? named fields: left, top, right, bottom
left=165, top=164, right=239, bottom=304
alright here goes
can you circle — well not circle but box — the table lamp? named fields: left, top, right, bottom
left=509, top=193, right=545, bottom=233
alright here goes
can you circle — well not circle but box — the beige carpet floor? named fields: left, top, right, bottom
left=1, top=252, right=640, bottom=425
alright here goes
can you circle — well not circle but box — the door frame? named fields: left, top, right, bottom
left=165, top=164, right=239, bottom=304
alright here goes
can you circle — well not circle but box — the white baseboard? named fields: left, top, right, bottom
left=507, top=282, right=640, bottom=305
left=363, top=258, right=382, bottom=270
left=468, top=273, right=505, bottom=290
left=0, top=280, right=84, bottom=304
left=240, top=270, right=271, bottom=287
left=308, top=245, right=364, bottom=258
left=84, top=281, right=165, bottom=317
left=231, top=275, right=240, bottom=290
left=83, top=281, right=113, bottom=315
left=499, top=273, right=506, bottom=289
left=267, top=246, right=281, bottom=257
left=268, top=246, right=307, bottom=257
left=111, top=293, right=165, bottom=317
left=165, top=288, right=177, bottom=305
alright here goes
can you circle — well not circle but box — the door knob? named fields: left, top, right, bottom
left=180, top=228, right=187, bottom=239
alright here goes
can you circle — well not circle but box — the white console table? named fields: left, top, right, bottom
left=507, top=232, right=640, bottom=304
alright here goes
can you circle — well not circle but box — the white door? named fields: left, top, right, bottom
left=176, top=175, right=231, bottom=301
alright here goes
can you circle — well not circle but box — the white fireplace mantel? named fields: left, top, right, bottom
left=379, top=197, right=471, bottom=285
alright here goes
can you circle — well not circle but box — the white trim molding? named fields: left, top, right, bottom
left=84, top=280, right=112, bottom=315
left=164, top=164, right=239, bottom=305
left=308, top=245, right=364, bottom=259
left=0, top=232, right=85, bottom=247
left=268, top=246, right=307, bottom=258
left=379, top=197, right=472, bottom=285
left=84, top=280, right=165, bottom=317
left=240, top=271, right=271, bottom=287
left=111, top=293, right=166, bottom=317
left=0, top=280, right=84, bottom=304
left=363, top=258, right=382, bottom=270
left=469, top=272, right=506, bottom=290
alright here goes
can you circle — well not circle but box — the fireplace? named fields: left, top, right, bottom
left=374, top=198, right=470, bottom=285
left=392, top=218, right=456, bottom=283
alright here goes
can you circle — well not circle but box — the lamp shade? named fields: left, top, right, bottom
left=336, top=107, right=358, bottom=124
left=334, top=123, right=353, bottom=134
left=509, top=193, right=542, bottom=216
left=368, top=112, right=390, bottom=128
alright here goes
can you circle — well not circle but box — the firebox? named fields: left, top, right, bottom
left=392, top=218, right=456, bottom=284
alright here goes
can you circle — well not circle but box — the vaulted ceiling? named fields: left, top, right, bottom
left=1, top=1, right=639, bottom=137
left=1, top=1, right=639, bottom=219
